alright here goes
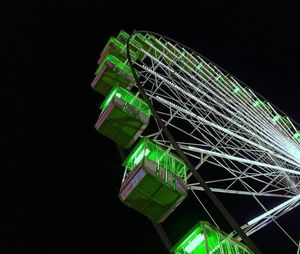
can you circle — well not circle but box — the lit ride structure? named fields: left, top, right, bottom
left=90, top=30, right=300, bottom=253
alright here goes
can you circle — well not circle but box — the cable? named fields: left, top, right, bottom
left=191, top=189, right=220, bottom=229
left=126, top=30, right=262, bottom=254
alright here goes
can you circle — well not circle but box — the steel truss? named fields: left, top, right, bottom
left=126, top=32, right=300, bottom=250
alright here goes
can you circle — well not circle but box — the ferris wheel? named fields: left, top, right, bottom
left=91, top=30, right=300, bottom=253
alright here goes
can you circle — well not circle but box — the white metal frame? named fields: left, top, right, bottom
left=127, top=32, right=300, bottom=250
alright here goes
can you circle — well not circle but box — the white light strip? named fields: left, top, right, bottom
left=189, top=186, right=294, bottom=198
left=139, top=43, right=300, bottom=165
left=155, top=95, right=300, bottom=170
left=247, top=194, right=300, bottom=226
left=186, top=146, right=300, bottom=176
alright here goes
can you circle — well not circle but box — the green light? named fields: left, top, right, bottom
left=125, top=140, right=145, bottom=163
left=123, top=138, right=187, bottom=181
left=232, top=86, right=240, bottom=94
left=171, top=221, right=254, bottom=254
left=100, top=86, right=151, bottom=117
left=273, top=114, right=282, bottom=123
left=184, top=233, right=205, bottom=253
left=99, top=36, right=130, bottom=58
left=195, top=63, right=202, bottom=71
left=95, top=54, right=132, bottom=76
left=110, top=37, right=139, bottom=60
left=98, top=33, right=140, bottom=61
left=116, top=87, right=151, bottom=117
left=134, top=148, right=150, bottom=165
left=117, top=30, right=130, bottom=41
left=179, top=50, right=185, bottom=58
left=135, top=33, right=148, bottom=42
left=100, top=88, right=117, bottom=110
left=293, top=131, right=300, bottom=141
left=253, top=99, right=264, bottom=108
left=111, top=37, right=125, bottom=50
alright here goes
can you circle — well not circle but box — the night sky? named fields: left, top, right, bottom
left=9, top=2, right=300, bottom=253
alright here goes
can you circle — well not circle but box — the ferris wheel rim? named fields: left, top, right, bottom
left=114, top=29, right=300, bottom=251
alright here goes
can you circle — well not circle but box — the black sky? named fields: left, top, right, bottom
left=9, top=1, right=300, bottom=253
